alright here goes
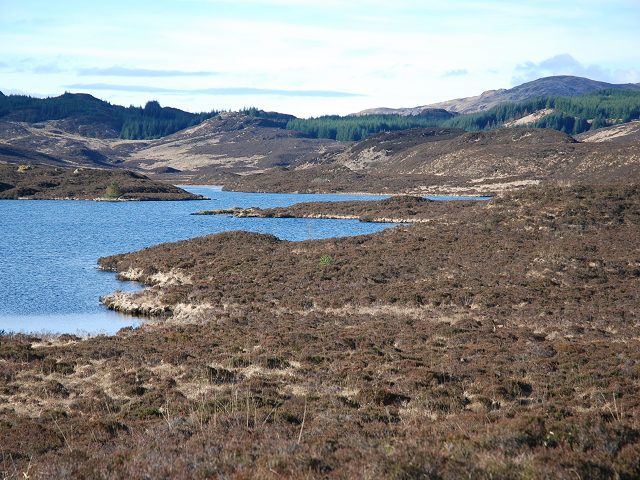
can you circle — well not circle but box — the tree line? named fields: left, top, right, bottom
left=286, top=114, right=444, bottom=141
left=285, top=89, right=640, bottom=140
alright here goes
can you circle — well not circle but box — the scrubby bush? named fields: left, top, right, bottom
left=105, top=180, right=122, bottom=199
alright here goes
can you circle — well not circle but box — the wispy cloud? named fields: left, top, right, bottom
left=65, top=83, right=365, bottom=97
left=442, top=69, right=469, bottom=78
left=77, top=66, right=219, bottom=77
left=3, top=1, right=639, bottom=115
left=198, top=87, right=365, bottom=97
left=33, top=62, right=64, bottom=74
left=65, top=83, right=176, bottom=93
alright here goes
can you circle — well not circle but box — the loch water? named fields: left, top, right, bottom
left=0, top=187, right=395, bottom=334
left=0, top=187, right=490, bottom=335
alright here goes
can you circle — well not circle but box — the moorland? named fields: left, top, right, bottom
left=1, top=75, right=640, bottom=479
left=1, top=184, right=638, bottom=478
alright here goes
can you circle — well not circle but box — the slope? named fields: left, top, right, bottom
left=0, top=92, right=217, bottom=139
left=121, top=112, right=344, bottom=181
left=225, top=127, right=640, bottom=194
left=0, top=112, right=345, bottom=181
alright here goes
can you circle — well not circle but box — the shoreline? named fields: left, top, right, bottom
left=191, top=194, right=490, bottom=224
left=6, top=195, right=208, bottom=202
left=173, top=181, right=495, bottom=198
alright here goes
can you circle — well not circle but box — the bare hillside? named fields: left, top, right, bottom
left=0, top=113, right=345, bottom=182
left=226, top=127, right=640, bottom=194
left=122, top=112, right=344, bottom=181
left=576, top=121, right=640, bottom=144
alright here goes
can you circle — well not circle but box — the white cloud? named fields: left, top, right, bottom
left=1, top=1, right=639, bottom=116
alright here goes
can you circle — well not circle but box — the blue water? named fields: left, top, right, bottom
left=0, top=187, right=395, bottom=335
left=0, top=187, right=491, bottom=334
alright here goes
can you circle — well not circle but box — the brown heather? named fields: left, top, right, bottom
left=1, top=184, right=639, bottom=479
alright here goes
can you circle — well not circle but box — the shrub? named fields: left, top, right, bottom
left=105, top=181, right=122, bottom=199
left=319, top=255, right=333, bottom=267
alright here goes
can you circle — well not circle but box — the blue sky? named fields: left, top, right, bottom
left=1, top=0, right=639, bottom=116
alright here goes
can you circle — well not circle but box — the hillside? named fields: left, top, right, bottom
left=576, top=120, right=640, bottom=144
left=2, top=79, right=640, bottom=188
left=0, top=119, right=141, bottom=168
left=0, top=92, right=218, bottom=139
left=356, top=75, right=640, bottom=115
left=294, top=88, right=640, bottom=141
left=225, top=127, right=640, bottom=194
left=0, top=163, right=203, bottom=200
left=0, top=112, right=346, bottom=181
left=122, top=112, right=344, bottom=181
left=286, top=109, right=457, bottom=141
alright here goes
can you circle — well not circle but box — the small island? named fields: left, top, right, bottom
left=0, top=163, right=205, bottom=201
left=192, top=195, right=489, bottom=223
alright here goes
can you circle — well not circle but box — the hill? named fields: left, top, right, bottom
left=2, top=78, right=640, bottom=188
left=0, top=119, right=140, bottom=168
left=0, top=92, right=218, bottom=139
left=286, top=109, right=457, bottom=141
left=122, top=112, right=344, bottom=182
left=355, top=75, right=640, bottom=115
left=292, top=88, right=640, bottom=141
left=576, top=120, right=640, bottom=144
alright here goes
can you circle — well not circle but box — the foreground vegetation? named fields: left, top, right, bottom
left=1, top=184, right=638, bottom=478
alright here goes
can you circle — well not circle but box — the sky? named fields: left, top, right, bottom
left=1, top=0, right=639, bottom=117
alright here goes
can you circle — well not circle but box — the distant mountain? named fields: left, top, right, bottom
left=355, top=76, right=640, bottom=115
left=301, top=87, right=640, bottom=140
